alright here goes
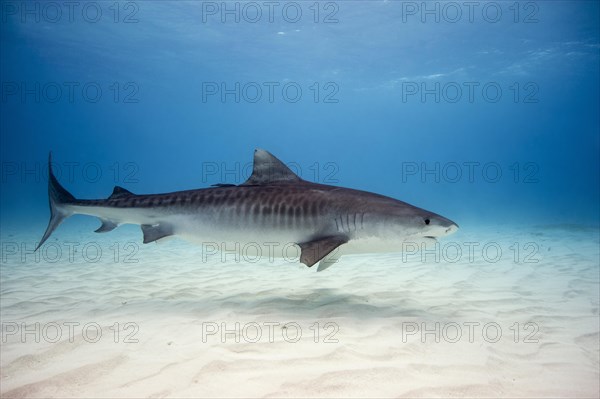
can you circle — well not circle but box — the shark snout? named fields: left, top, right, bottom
left=427, top=215, right=459, bottom=237
left=444, top=222, right=459, bottom=235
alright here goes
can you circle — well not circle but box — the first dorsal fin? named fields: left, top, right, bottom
left=242, top=149, right=302, bottom=186
left=108, top=186, right=135, bottom=200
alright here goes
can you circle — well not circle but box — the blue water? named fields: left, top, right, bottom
left=1, top=4, right=600, bottom=396
left=1, top=1, right=598, bottom=231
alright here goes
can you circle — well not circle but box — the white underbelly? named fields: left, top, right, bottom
left=69, top=205, right=436, bottom=261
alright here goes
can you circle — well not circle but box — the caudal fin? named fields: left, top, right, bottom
left=36, top=153, right=76, bottom=251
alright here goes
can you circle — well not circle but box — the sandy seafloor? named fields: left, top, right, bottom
left=1, top=220, right=598, bottom=398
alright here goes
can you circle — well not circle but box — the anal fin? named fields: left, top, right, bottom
left=141, top=223, right=174, bottom=244
left=298, top=235, right=348, bottom=268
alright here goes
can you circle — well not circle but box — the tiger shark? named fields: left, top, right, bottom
left=37, top=149, right=458, bottom=271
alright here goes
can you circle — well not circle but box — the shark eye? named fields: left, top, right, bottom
left=424, top=218, right=430, bottom=225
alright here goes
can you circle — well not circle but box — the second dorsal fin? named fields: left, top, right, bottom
left=108, top=186, right=135, bottom=199
left=242, top=149, right=302, bottom=186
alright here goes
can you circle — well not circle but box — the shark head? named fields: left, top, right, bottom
left=360, top=198, right=458, bottom=246
left=412, top=210, right=458, bottom=239
left=396, top=211, right=457, bottom=238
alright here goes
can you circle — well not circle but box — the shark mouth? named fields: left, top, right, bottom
left=403, top=235, right=438, bottom=242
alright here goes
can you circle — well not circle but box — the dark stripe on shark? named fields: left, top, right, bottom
left=74, top=186, right=334, bottom=234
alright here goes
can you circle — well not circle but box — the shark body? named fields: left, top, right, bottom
left=38, top=150, right=458, bottom=271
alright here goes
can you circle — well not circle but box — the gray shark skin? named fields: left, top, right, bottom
left=37, top=149, right=458, bottom=271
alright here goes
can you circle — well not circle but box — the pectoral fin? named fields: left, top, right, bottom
left=141, top=223, right=174, bottom=244
left=298, top=235, right=348, bottom=268
left=317, top=252, right=342, bottom=272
